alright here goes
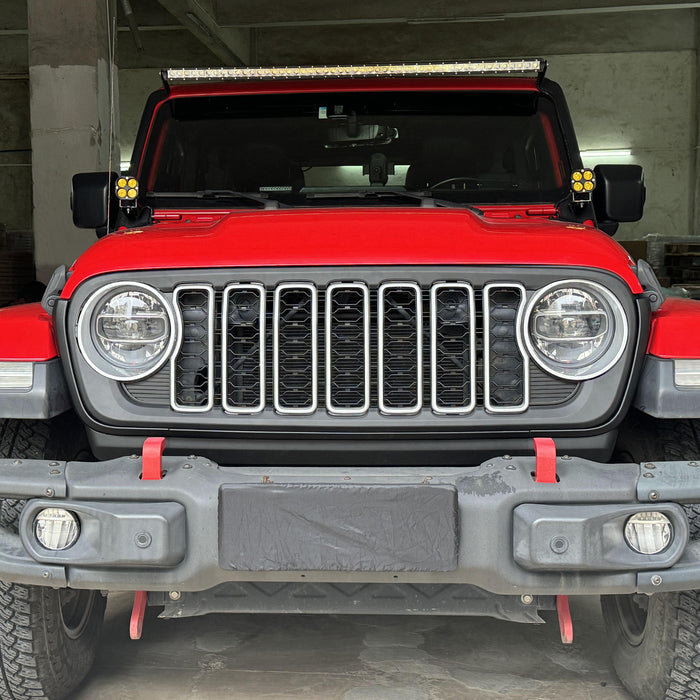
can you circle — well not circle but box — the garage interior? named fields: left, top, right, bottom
left=1, top=1, right=699, bottom=698
left=1, top=0, right=699, bottom=300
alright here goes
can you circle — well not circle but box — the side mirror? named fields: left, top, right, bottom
left=592, top=164, right=645, bottom=224
left=71, top=172, right=118, bottom=233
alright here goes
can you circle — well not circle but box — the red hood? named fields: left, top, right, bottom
left=62, top=208, right=641, bottom=297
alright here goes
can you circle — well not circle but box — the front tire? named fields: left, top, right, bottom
left=602, top=414, right=700, bottom=700
left=0, top=415, right=105, bottom=700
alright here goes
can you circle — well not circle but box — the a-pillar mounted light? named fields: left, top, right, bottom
left=570, top=168, right=596, bottom=204
left=115, top=176, right=139, bottom=210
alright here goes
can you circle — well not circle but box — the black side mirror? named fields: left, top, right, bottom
left=592, top=164, right=645, bottom=225
left=71, top=172, right=118, bottom=233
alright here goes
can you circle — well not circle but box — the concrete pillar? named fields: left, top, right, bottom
left=28, top=0, right=119, bottom=282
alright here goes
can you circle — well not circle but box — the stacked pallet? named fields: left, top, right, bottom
left=0, top=227, right=36, bottom=308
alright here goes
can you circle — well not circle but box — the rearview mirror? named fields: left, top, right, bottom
left=325, top=113, right=398, bottom=148
left=71, top=172, right=118, bottom=234
left=592, top=164, right=645, bottom=225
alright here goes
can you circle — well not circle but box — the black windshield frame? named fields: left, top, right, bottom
left=139, top=89, right=572, bottom=208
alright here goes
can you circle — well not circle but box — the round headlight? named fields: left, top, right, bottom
left=77, top=282, right=179, bottom=381
left=521, top=280, right=628, bottom=380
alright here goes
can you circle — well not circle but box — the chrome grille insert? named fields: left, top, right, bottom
left=483, top=283, right=529, bottom=413
left=378, top=282, right=422, bottom=415
left=326, top=283, right=370, bottom=415
left=430, top=283, right=476, bottom=414
left=170, top=284, right=214, bottom=412
left=222, top=283, right=265, bottom=414
left=159, top=278, right=547, bottom=417
left=273, top=282, right=318, bottom=414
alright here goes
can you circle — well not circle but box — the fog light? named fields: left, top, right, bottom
left=34, top=508, right=80, bottom=551
left=624, top=512, right=672, bottom=555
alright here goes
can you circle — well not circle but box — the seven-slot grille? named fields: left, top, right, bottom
left=170, top=281, right=532, bottom=416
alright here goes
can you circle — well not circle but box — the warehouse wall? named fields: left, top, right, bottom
left=547, top=50, right=695, bottom=240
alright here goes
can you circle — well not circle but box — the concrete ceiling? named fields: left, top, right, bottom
left=114, top=0, right=700, bottom=66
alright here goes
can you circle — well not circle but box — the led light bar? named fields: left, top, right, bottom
left=0, top=361, right=33, bottom=390
left=163, top=59, right=545, bottom=84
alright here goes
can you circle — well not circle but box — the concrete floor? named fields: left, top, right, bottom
left=72, top=594, right=634, bottom=699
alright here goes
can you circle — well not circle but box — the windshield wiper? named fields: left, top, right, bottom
left=147, top=190, right=282, bottom=209
left=303, top=188, right=482, bottom=213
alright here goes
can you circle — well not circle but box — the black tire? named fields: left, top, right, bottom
left=602, top=412, right=700, bottom=700
left=0, top=414, right=105, bottom=700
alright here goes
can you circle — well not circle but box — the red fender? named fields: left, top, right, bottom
left=0, top=303, right=58, bottom=361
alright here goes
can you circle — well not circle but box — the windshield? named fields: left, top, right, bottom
left=140, top=90, right=569, bottom=207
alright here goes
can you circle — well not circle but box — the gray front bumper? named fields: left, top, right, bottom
left=1, top=454, right=700, bottom=595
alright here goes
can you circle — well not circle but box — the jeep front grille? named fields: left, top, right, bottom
left=165, top=280, right=540, bottom=416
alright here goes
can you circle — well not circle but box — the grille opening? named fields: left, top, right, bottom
left=274, top=284, right=317, bottom=412
left=379, top=284, right=422, bottom=413
left=223, top=284, right=264, bottom=412
left=484, top=285, right=527, bottom=411
left=173, top=286, right=213, bottom=410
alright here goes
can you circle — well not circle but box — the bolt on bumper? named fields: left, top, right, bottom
left=0, top=454, right=699, bottom=594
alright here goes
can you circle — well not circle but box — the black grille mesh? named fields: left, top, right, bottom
left=174, top=288, right=211, bottom=408
left=224, top=286, right=264, bottom=410
left=380, top=286, right=421, bottom=411
left=327, top=286, right=368, bottom=411
left=275, top=286, right=316, bottom=411
left=486, top=286, right=526, bottom=408
left=433, top=286, right=473, bottom=410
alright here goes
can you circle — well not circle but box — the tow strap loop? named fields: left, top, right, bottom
left=129, top=590, right=148, bottom=640
left=131, top=437, right=166, bottom=639
left=533, top=437, right=557, bottom=483
left=142, top=436, right=166, bottom=481
left=556, top=595, right=574, bottom=644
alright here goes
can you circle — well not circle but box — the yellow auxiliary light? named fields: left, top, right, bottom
left=570, top=168, right=596, bottom=202
left=115, top=176, right=139, bottom=207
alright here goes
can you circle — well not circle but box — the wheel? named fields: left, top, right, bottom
left=602, top=413, right=700, bottom=700
left=0, top=414, right=106, bottom=700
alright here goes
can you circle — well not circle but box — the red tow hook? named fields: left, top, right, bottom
left=532, top=439, right=571, bottom=642
left=130, top=591, right=148, bottom=640
left=533, top=437, right=557, bottom=483
left=130, top=437, right=166, bottom=639
left=557, top=595, right=574, bottom=644
left=142, top=436, right=166, bottom=480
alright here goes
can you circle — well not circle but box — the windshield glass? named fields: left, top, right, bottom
left=140, top=90, right=569, bottom=206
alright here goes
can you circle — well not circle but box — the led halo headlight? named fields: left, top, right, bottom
left=77, top=281, right=180, bottom=382
left=521, top=279, right=628, bottom=381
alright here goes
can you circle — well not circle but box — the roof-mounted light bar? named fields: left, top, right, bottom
left=163, top=59, right=546, bottom=84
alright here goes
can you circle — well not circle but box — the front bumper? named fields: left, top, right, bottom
left=2, top=454, right=700, bottom=595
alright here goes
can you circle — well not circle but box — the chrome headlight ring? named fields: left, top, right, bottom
left=77, top=281, right=181, bottom=382
left=520, top=279, right=628, bottom=381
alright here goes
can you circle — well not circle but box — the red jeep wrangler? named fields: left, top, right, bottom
left=0, top=59, right=697, bottom=700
